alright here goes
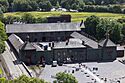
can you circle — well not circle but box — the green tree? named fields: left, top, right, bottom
left=71, top=3, right=79, bottom=10
left=0, top=0, right=9, bottom=12
left=29, top=0, right=38, bottom=11
left=0, top=77, right=6, bottom=83
left=109, top=5, right=122, bottom=13
left=85, top=16, right=122, bottom=43
left=54, top=72, right=78, bottom=83
left=84, top=15, right=100, bottom=37
left=12, top=0, right=33, bottom=11
left=36, top=17, right=47, bottom=23
left=0, top=21, right=7, bottom=54
left=0, top=8, right=3, bottom=21
left=50, top=0, right=58, bottom=6
left=38, top=0, right=52, bottom=11
left=0, top=21, right=7, bottom=41
left=56, top=1, right=60, bottom=8
left=21, top=13, right=36, bottom=23
left=110, top=21, right=122, bottom=43
left=61, top=0, right=81, bottom=10
left=121, top=23, right=125, bottom=36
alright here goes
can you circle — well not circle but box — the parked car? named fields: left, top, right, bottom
left=58, top=61, right=63, bottom=66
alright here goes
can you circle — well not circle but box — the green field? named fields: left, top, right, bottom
left=4, top=11, right=125, bottom=22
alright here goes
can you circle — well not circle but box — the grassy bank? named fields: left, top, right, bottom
left=4, top=11, right=125, bottom=22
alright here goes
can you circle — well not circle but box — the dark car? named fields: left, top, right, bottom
left=58, top=62, right=63, bottom=66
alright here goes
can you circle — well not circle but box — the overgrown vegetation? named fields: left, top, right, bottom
left=0, top=75, right=47, bottom=83
left=0, top=21, right=7, bottom=54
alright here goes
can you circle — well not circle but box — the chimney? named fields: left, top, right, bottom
left=52, top=42, right=54, bottom=47
left=105, top=30, right=110, bottom=40
left=26, top=35, right=30, bottom=43
left=49, top=42, right=51, bottom=47
left=44, top=45, right=48, bottom=50
left=82, top=41, right=85, bottom=45
left=66, top=39, right=69, bottom=45
left=80, top=20, right=83, bottom=27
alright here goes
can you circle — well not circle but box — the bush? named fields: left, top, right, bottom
left=54, top=72, right=78, bottom=83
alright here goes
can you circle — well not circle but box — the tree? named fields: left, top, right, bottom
left=54, top=72, right=78, bottom=83
left=36, top=17, right=47, bottom=23
left=0, top=0, right=9, bottom=12
left=0, top=8, right=3, bottom=21
left=50, top=0, right=58, bottom=6
left=84, top=16, right=122, bottom=43
left=21, top=13, right=36, bottom=23
left=71, top=3, right=79, bottom=10
left=28, top=0, right=38, bottom=11
left=0, top=21, right=7, bottom=54
left=12, top=0, right=33, bottom=12
left=38, top=0, right=52, bottom=11
left=121, top=23, right=125, bottom=36
left=0, top=21, right=7, bottom=41
left=84, top=15, right=100, bottom=37
left=110, top=21, right=123, bottom=43
left=56, top=1, right=60, bottom=8
left=109, top=5, right=122, bottom=13
left=97, top=19, right=122, bottom=43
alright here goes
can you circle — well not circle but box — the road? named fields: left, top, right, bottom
left=0, top=41, right=30, bottom=79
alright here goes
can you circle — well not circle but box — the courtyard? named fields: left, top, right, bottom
left=39, top=60, right=125, bottom=83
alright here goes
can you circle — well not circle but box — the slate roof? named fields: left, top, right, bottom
left=20, top=42, right=36, bottom=51
left=8, top=34, right=24, bottom=52
left=99, top=39, right=116, bottom=47
left=117, top=46, right=124, bottom=51
left=54, top=38, right=86, bottom=49
left=6, top=22, right=83, bottom=33
left=70, top=32, right=98, bottom=48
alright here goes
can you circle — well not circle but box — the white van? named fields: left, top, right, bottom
left=52, top=61, right=57, bottom=67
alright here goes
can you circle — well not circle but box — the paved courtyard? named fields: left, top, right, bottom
left=39, top=60, right=125, bottom=83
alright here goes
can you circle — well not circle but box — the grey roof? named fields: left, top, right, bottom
left=70, top=32, right=98, bottom=48
left=117, top=46, right=124, bottom=51
left=20, top=42, right=36, bottom=50
left=33, top=43, right=43, bottom=51
left=54, top=38, right=86, bottom=49
left=99, top=39, right=116, bottom=47
left=8, top=34, right=24, bottom=52
left=6, top=22, right=83, bottom=33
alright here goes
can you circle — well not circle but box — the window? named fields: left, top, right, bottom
left=63, top=52, right=66, bottom=56
left=58, top=52, right=60, bottom=56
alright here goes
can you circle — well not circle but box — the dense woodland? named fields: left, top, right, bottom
left=0, top=0, right=125, bottom=13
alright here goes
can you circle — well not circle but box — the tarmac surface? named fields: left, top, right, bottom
left=39, top=60, right=125, bottom=83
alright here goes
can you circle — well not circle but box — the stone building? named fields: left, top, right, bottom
left=6, top=22, right=83, bottom=42
left=47, top=14, right=71, bottom=23
left=71, top=32, right=117, bottom=62
left=6, top=23, right=124, bottom=65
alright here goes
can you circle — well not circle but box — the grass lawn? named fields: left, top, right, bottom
left=4, top=11, right=125, bottom=22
